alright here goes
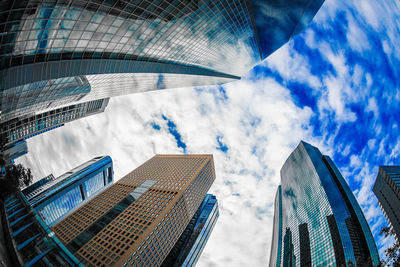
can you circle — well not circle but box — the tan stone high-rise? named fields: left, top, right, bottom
left=51, top=154, right=215, bottom=266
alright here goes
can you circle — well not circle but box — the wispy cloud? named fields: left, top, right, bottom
left=16, top=0, right=400, bottom=265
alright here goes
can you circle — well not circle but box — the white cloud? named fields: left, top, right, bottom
left=266, top=44, right=322, bottom=89
left=18, top=74, right=315, bottom=266
left=346, top=14, right=371, bottom=52
left=14, top=0, right=399, bottom=264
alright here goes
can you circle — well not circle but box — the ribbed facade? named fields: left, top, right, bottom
left=51, top=154, right=216, bottom=267
left=373, top=166, right=400, bottom=241
left=0, top=0, right=325, bottom=120
left=269, top=141, right=380, bottom=267
left=23, top=155, right=113, bottom=226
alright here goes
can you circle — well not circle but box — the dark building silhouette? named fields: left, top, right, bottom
left=373, top=166, right=400, bottom=241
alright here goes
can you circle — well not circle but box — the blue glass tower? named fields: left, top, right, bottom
left=23, top=155, right=113, bottom=226
left=268, top=141, right=380, bottom=267
left=0, top=0, right=325, bottom=120
left=162, top=194, right=219, bottom=267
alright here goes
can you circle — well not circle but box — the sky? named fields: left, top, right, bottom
left=17, top=0, right=400, bottom=266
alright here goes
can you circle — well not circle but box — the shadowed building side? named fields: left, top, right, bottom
left=373, top=166, right=400, bottom=242
left=161, top=194, right=219, bottom=267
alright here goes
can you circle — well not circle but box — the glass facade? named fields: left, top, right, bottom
left=1, top=139, right=28, bottom=165
left=22, top=173, right=55, bottom=199
left=84, top=171, right=105, bottom=198
left=0, top=75, right=90, bottom=122
left=269, top=141, right=380, bottom=267
left=23, top=155, right=114, bottom=226
left=269, top=186, right=283, bottom=267
left=162, top=194, right=219, bottom=267
left=4, top=193, right=82, bottom=266
left=373, top=166, right=400, bottom=241
left=39, top=186, right=83, bottom=225
left=0, top=0, right=325, bottom=120
left=0, top=98, right=109, bottom=146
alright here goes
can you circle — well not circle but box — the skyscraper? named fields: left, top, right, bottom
left=373, top=166, right=400, bottom=241
left=1, top=75, right=91, bottom=123
left=162, top=194, right=219, bottom=267
left=0, top=140, right=28, bottom=166
left=3, top=192, right=82, bottom=266
left=23, top=155, right=113, bottom=226
left=0, top=0, right=325, bottom=119
left=268, top=141, right=380, bottom=267
left=1, top=98, right=109, bottom=147
left=51, top=154, right=216, bottom=266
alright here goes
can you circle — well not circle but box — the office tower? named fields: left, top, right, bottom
left=51, top=154, right=216, bottom=267
left=1, top=140, right=28, bottom=166
left=3, top=192, right=82, bottom=266
left=269, top=186, right=283, bottom=267
left=373, top=166, right=400, bottom=241
left=162, top=194, right=219, bottom=267
left=268, top=141, right=380, bottom=267
left=23, top=155, right=113, bottom=226
left=1, top=98, right=109, bottom=147
left=1, top=75, right=91, bottom=123
left=0, top=0, right=325, bottom=118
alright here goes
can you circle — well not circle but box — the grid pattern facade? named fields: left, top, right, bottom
left=373, top=166, right=400, bottom=241
left=52, top=154, right=216, bottom=266
left=0, top=75, right=90, bottom=122
left=22, top=174, right=55, bottom=197
left=38, top=185, right=83, bottom=225
left=270, top=141, right=380, bottom=267
left=0, top=0, right=325, bottom=120
left=0, top=0, right=258, bottom=81
left=0, top=98, right=108, bottom=146
left=24, top=155, right=113, bottom=226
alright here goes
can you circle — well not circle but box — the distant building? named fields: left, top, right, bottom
left=23, top=156, right=113, bottom=226
left=1, top=98, right=109, bottom=147
left=162, top=194, right=219, bottom=267
left=1, top=140, right=28, bottom=165
left=1, top=0, right=325, bottom=119
left=22, top=173, right=55, bottom=196
left=373, top=166, right=400, bottom=241
left=1, top=76, right=91, bottom=123
left=268, top=141, right=380, bottom=267
left=51, top=154, right=216, bottom=266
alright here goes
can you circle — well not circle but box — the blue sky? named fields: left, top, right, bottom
left=18, top=0, right=400, bottom=266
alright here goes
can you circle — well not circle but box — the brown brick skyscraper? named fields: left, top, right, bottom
left=51, top=154, right=216, bottom=266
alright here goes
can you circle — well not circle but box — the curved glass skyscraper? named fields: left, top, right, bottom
left=0, top=0, right=325, bottom=121
left=269, top=141, right=380, bottom=267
